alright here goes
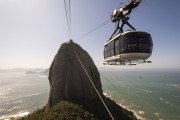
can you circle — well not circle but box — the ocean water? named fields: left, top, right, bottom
left=0, top=68, right=180, bottom=120
left=100, top=68, right=180, bottom=120
left=0, top=70, right=49, bottom=120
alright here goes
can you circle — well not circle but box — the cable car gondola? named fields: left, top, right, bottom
left=104, top=0, right=153, bottom=65
left=104, top=30, right=153, bottom=65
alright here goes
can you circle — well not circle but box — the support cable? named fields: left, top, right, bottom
left=76, top=19, right=111, bottom=42
left=69, top=0, right=71, bottom=37
left=72, top=43, right=115, bottom=120
left=64, top=0, right=71, bottom=39
left=133, top=0, right=148, bottom=12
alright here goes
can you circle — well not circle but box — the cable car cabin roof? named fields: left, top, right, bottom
left=105, top=31, right=151, bottom=46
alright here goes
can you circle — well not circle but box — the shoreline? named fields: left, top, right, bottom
left=0, top=112, right=29, bottom=120
left=103, top=92, right=145, bottom=120
left=118, top=102, right=145, bottom=120
left=0, top=103, right=143, bottom=120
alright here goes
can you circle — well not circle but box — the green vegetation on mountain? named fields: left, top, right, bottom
left=22, top=101, right=98, bottom=120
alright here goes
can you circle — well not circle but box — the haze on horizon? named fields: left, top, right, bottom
left=0, top=0, right=180, bottom=69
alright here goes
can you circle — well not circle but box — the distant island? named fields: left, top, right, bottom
left=25, top=71, right=37, bottom=74
left=25, top=69, right=49, bottom=75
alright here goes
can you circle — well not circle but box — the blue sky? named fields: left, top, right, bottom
left=0, top=0, right=180, bottom=69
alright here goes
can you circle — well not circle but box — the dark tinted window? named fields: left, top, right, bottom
left=139, top=43, right=149, bottom=53
left=138, top=33, right=153, bottom=53
left=115, top=38, right=119, bottom=46
left=110, top=41, right=114, bottom=56
left=148, top=34, right=153, bottom=45
left=115, top=38, right=120, bottom=55
left=149, top=44, right=153, bottom=53
left=104, top=41, right=114, bottom=58
left=138, top=33, right=149, bottom=43
left=124, top=33, right=138, bottom=43
left=119, top=36, right=124, bottom=45
left=126, top=43, right=138, bottom=53
left=107, top=43, right=110, bottom=57
left=119, top=35, right=126, bottom=54
left=119, top=44, right=125, bottom=53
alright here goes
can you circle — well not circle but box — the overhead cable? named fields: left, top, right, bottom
left=76, top=19, right=111, bottom=42
left=63, top=0, right=71, bottom=39
left=72, top=43, right=115, bottom=120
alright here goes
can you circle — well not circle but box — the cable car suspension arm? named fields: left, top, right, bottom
left=109, top=0, right=142, bottom=40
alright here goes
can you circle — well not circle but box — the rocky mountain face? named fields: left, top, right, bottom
left=47, top=41, right=137, bottom=120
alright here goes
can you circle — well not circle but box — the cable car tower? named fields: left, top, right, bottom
left=104, top=0, right=153, bottom=65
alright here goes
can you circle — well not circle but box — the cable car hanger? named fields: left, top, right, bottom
left=109, top=0, right=142, bottom=41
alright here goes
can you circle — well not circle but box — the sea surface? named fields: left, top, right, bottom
left=0, top=68, right=180, bottom=120
left=0, top=69, right=49, bottom=120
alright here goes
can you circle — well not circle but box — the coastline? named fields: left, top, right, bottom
left=0, top=98, right=141, bottom=120
left=103, top=92, right=144, bottom=120
left=0, top=92, right=142, bottom=120
left=0, top=104, right=140, bottom=120
left=0, top=112, right=29, bottom=120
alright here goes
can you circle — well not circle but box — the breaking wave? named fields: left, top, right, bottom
left=0, top=111, right=29, bottom=120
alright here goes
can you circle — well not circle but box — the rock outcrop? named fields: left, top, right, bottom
left=47, top=41, right=137, bottom=120
left=47, top=41, right=103, bottom=105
